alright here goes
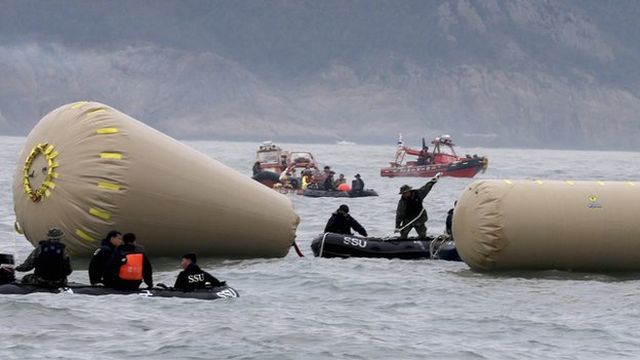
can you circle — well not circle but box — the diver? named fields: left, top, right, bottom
left=395, top=173, right=440, bottom=239
left=446, top=201, right=457, bottom=236
left=173, top=253, right=224, bottom=291
left=324, top=204, right=368, bottom=237
left=15, top=228, right=72, bottom=288
left=88, top=230, right=123, bottom=287
left=350, top=174, right=364, bottom=196
left=111, top=233, right=153, bottom=290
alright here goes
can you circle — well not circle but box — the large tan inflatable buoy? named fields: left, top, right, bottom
left=454, top=179, right=640, bottom=272
left=12, top=102, right=299, bottom=257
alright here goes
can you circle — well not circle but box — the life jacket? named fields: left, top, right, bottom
left=404, top=191, right=424, bottom=220
left=118, top=253, right=143, bottom=281
left=34, top=241, right=66, bottom=281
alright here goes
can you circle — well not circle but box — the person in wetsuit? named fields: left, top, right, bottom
left=350, top=174, right=365, bottom=196
left=395, top=174, right=440, bottom=239
left=446, top=201, right=457, bottom=236
left=173, top=253, right=223, bottom=291
left=15, top=228, right=72, bottom=288
left=88, top=230, right=123, bottom=287
left=324, top=204, right=368, bottom=237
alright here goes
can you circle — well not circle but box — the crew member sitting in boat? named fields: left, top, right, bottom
left=89, top=230, right=123, bottom=287
left=333, top=173, right=347, bottom=188
left=395, top=173, right=440, bottom=239
left=173, top=253, right=224, bottom=291
left=324, top=204, right=368, bottom=237
left=112, top=233, right=153, bottom=290
left=350, top=174, right=364, bottom=196
left=15, top=228, right=72, bottom=288
left=324, top=171, right=336, bottom=191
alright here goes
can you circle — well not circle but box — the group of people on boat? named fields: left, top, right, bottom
left=2, top=228, right=225, bottom=291
left=324, top=173, right=454, bottom=239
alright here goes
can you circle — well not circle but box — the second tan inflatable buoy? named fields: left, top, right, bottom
left=453, top=179, right=640, bottom=272
left=13, top=101, right=300, bottom=257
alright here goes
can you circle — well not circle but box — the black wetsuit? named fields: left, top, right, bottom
left=324, top=211, right=368, bottom=237
left=174, top=263, right=223, bottom=291
left=446, top=208, right=454, bottom=235
left=351, top=178, right=365, bottom=195
left=88, top=241, right=119, bottom=286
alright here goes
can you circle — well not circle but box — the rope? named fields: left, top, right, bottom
left=397, top=208, right=426, bottom=232
left=292, top=241, right=304, bottom=257
left=318, top=233, right=329, bottom=257
left=429, top=235, right=449, bottom=259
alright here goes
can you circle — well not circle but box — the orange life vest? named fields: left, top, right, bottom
left=118, top=253, right=143, bottom=281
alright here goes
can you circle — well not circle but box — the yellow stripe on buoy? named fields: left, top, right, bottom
left=44, top=144, right=54, bottom=155
left=42, top=181, right=56, bottom=189
left=100, top=152, right=122, bottom=160
left=535, top=180, right=544, bottom=185
left=50, top=162, right=59, bottom=168
left=75, top=229, right=97, bottom=243
left=51, top=172, right=59, bottom=179
left=597, top=181, right=605, bottom=186
left=70, top=101, right=88, bottom=109
left=565, top=181, right=575, bottom=186
left=49, top=151, right=59, bottom=159
left=86, top=108, right=106, bottom=117
left=44, top=189, right=51, bottom=198
left=98, top=182, right=121, bottom=191
left=89, top=208, right=111, bottom=220
left=628, top=182, right=636, bottom=186
left=504, top=180, right=513, bottom=185
left=96, top=128, right=119, bottom=134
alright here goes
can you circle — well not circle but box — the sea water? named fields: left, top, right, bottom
left=1, top=136, right=640, bottom=359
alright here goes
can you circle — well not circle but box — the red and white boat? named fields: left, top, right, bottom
left=380, top=135, right=488, bottom=178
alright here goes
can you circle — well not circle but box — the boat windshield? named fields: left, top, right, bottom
left=290, top=152, right=314, bottom=163
left=257, top=151, right=279, bottom=163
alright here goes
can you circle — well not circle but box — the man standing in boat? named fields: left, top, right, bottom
left=395, top=173, right=441, bottom=239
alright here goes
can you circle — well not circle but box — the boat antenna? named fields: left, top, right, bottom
left=397, top=133, right=404, bottom=148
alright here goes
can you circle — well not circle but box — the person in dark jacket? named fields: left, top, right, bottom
left=350, top=174, right=365, bottom=196
left=88, top=230, right=123, bottom=286
left=324, top=204, right=368, bottom=237
left=174, top=253, right=223, bottom=291
left=15, top=228, right=72, bottom=288
left=446, top=201, right=457, bottom=236
left=111, top=233, right=153, bottom=290
left=395, top=173, right=440, bottom=239
left=324, top=171, right=336, bottom=191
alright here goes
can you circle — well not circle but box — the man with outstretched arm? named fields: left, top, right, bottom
left=395, top=173, right=441, bottom=239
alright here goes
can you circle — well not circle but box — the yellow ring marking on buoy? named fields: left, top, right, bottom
left=96, top=128, right=119, bottom=134
left=75, top=229, right=97, bottom=243
left=22, top=143, right=59, bottom=202
left=588, top=195, right=598, bottom=202
left=535, top=180, right=544, bottom=185
left=504, top=180, right=513, bottom=185
left=100, top=152, right=122, bottom=160
left=70, top=101, right=88, bottom=109
left=597, top=181, right=605, bottom=186
left=565, top=180, right=575, bottom=186
left=86, top=108, right=107, bottom=117
left=89, top=208, right=111, bottom=220
left=98, top=182, right=121, bottom=191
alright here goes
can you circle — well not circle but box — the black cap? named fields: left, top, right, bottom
left=399, top=185, right=413, bottom=194
left=338, top=204, right=349, bottom=213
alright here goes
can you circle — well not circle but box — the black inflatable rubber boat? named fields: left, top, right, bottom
left=302, top=189, right=379, bottom=198
left=0, top=282, right=239, bottom=300
left=310, top=233, right=461, bottom=261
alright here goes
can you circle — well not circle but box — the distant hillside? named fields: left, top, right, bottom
left=1, top=0, right=640, bottom=149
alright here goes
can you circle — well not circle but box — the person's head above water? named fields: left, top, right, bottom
left=181, top=253, right=197, bottom=269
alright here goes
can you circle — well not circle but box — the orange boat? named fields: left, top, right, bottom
left=380, top=135, right=488, bottom=178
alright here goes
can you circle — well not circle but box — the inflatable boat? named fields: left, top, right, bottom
left=302, top=189, right=379, bottom=198
left=310, top=233, right=461, bottom=260
left=0, top=282, right=239, bottom=300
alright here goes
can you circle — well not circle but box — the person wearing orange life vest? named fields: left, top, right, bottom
left=113, top=233, right=153, bottom=290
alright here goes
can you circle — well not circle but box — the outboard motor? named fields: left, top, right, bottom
left=0, top=253, right=15, bottom=285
